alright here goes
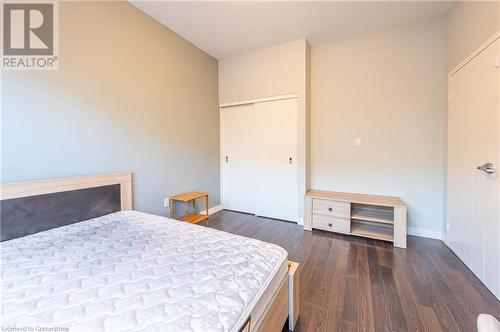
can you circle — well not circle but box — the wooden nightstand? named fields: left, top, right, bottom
left=170, top=192, right=209, bottom=225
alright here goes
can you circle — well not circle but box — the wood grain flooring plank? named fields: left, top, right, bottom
left=308, top=304, right=328, bottom=332
left=368, top=246, right=392, bottom=332
left=358, top=244, right=375, bottom=332
left=325, top=273, right=347, bottom=332
left=295, top=302, right=328, bottom=332
left=325, top=244, right=349, bottom=332
left=299, top=234, right=329, bottom=302
left=303, top=234, right=337, bottom=308
left=404, top=247, right=436, bottom=308
left=341, top=319, right=358, bottom=332
left=419, top=305, right=444, bottom=332
left=295, top=301, right=315, bottom=332
left=346, top=242, right=359, bottom=280
left=342, top=277, right=359, bottom=324
left=380, top=265, right=408, bottom=332
left=377, top=246, right=408, bottom=270
left=392, top=267, right=426, bottom=331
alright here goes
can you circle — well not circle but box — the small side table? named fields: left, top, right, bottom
left=170, top=192, right=209, bottom=225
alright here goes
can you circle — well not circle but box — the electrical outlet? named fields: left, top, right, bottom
left=164, top=198, right=170, bottom=208
left=446, top=222, right=450, bottom=231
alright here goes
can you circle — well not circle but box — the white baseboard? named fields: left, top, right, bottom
left=408, top=226, right=442, bottom=240
left=199, top=204, right=223, bottom=216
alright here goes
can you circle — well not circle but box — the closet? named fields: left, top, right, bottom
left=447, top=37, right=499, bottom=299
left=221, top=97, right=299, bottom=222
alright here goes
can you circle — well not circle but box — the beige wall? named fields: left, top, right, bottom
left=311, top=19, right=446, bottom=237
left=218, top=39, right=309, bottom=219
left=446, top=1, right=500, bottom=72
left=1, top=2, right=220, bottom=214
left=218, top=39, right=307, bottom=103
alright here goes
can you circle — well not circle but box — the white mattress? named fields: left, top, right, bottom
left=1, top=211, right=288, bottom=332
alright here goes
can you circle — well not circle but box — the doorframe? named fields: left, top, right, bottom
left=449, top=31, right=500, bottom=78
left=219, top=94, right=305, bottom=224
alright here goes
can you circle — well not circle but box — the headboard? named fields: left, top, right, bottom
left=0, top=172, right=133, bottom=241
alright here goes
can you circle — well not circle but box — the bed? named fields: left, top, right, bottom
left=0, top=172, right=299, bottom=332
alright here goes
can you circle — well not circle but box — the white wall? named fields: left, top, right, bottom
left=1, top=2, right=220, bottom=215
left=310, top=19, right=446, bottom=238
left=446, top=1, right=500, bottom=72
left=219, top=39, right=307, bottom=103
left=218, top=39, right=309, bottom=220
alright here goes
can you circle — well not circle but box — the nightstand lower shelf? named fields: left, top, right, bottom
left=179, top=213, right=209, bottom=224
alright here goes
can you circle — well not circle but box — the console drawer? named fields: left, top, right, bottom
left=312, top=199, right=350, bottom=218
left=312, top=214, right=350, bottom=234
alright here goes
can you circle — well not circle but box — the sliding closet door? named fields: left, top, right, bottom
left=254, top=98, right=298, bottom=221
left=221, top=104, right=255, bottom=214
left=448, top=38, right=499, bottom=299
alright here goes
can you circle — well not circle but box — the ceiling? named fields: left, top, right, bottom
left=132, top=1, right=453, bottom=60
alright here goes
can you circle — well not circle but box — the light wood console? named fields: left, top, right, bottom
left=304, top=190, right=407, bottom=248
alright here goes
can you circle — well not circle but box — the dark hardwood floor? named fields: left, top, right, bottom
left=207, top=210, right=500, bottom=332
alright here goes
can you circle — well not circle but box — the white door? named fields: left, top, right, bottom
left=254, top=98, right=298, bottom=221
left=483, top=39, right=500, bottom=299
left=448, top=38, right=499, bottom=299
left=221, top=104, right=255, bottom=214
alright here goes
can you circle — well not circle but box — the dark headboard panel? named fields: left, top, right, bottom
left=1, top=185, right=120, bottom=241
left=0, top=172, right=133, bottom=242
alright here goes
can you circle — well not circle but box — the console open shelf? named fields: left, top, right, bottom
left=351, top=203, right=394, bottom=225
left=351, top=220, right=394, bottom=242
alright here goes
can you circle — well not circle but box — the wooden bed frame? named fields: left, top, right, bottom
left=0, top=172, right=133, bottom=209
left=0, top=172, right=299, bottom=331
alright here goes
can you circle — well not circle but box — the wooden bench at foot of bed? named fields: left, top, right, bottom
left=241, top=260, right=300, bottom=332
left=288, top=261, right=300, bottom=330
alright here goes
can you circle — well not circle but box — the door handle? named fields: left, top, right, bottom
left=477, top=162, right=496, bottom=174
